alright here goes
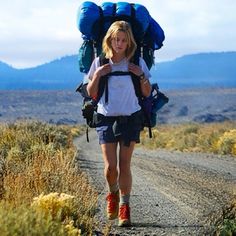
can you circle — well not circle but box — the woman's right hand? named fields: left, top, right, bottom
left=87, top=63, right=111, bottom=97
left=94, top=63, right=111, bottom=78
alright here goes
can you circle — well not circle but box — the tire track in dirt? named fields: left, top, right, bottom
left=74, top=130, right=236, bottom=235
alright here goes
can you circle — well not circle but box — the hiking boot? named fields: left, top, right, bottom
left=118, top=204, right=131, bottom=227
left=106, top=191, right=119, bottom=220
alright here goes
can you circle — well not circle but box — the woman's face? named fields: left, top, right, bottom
left=111, top=31, right=128, bottom=56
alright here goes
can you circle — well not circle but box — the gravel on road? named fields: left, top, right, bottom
left=74, top=130, right=236, bottom=236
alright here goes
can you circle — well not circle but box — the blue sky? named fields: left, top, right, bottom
left=0, top=0, right=236, bottom=68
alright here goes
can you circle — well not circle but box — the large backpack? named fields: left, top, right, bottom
left=76, top=2, right=168, bottom=140
left=77, top=1, right=165, bottom=73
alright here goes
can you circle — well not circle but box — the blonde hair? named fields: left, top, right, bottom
left=102, top=21, right=137, bottom=60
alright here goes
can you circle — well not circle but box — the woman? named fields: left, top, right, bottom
left=86, top=21, right=151, bottom=227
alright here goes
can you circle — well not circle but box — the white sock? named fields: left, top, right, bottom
left=120, top=194, right=130, bottom=205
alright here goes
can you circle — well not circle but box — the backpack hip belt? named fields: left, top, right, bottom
left=95, top=111, right=143, bottom=147
left=95, top=110, right=143, bottom=126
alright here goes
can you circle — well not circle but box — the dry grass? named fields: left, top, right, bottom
left=211, top=198, right=236, bottom=236
left=140, top=121, right=236, bottom=156
left=0, top=120, right=98, bottom=235
left=1, top=120, right=235, bottom=235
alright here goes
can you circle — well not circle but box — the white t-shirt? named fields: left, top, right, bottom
left=86, top=57, right=151, bottom=116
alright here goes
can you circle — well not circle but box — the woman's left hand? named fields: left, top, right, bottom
left=128, top=63, right=143, bottom=77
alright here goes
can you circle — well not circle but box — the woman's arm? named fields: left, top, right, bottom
left=139, top=73, right=152, bottom=97
left=128, top=63, right=151, bottom=97
left=87, top=63, right=111, bottom=98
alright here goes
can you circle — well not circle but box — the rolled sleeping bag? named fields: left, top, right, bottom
left=101, top=2, right=150, bottom=40
left=100, top=2, right=115, bottom=34
left=77, top=2, right=165, bottom=50
left=77, top=1, right=101, bottom=40
left=132, top=4, right=150, bottom=39
left=147, top=17, right=165, bottom=50
left=116, top=2, right=150, bottom=39
left=116, top=2, right=132, bottom=16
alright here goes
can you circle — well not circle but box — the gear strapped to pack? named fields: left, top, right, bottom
left=77, top=2, right=165, bottom=74
left=76, top=2, right=168, bottom=141
left=76, top=54, right=169, bottom=141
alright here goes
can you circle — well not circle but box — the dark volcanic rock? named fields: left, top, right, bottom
left=0, top=88, right=235, bottom=125
left=177, top=106, right=188, bottom=116
left=193, top=113, right=229, bottom=123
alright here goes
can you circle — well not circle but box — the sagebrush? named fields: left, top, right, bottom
left=140, top=121, right=236, bottom=156
left=0, top=120, right=97, bottom=235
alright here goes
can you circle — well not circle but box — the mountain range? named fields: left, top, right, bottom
left=0, top=51, right=235, bottom=90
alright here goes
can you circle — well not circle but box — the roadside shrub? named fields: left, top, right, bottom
left=140, top=122, right=236, bottom=156
left=0, top=202, right=69, bottom=236
left=32, top=192, right=75, bottom=220
left=215, top=199, right=236, bottom=236
left=217, top=129, right=236, bottom=155
left=183, top=124, right=199, bottom=135
left=0, top=120, right=97, bottom=235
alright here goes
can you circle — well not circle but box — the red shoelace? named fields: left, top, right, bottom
left=106, top=193, right=119, bottom=213
left=119, top=204, right=130, bottom=220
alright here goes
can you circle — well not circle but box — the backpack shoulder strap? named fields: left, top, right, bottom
left=130, top=55, right=142, bottom=99
left=99, top=53, right=109, bottom=66
left=98, top=54, right=143, bottom=103
left=97, top=54, right=109, bottom=103
left=131, top=55, right=153, bottom=138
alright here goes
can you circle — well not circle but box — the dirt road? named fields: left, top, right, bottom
left=74, top=130, right=236, bottom=236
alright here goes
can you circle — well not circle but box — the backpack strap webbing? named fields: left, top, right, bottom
left=98, top=55, right=109, bottom=103
left=131, top=54, right=152, bottom=138
left=130, top=54, right=142, bottom=99
left=98, top=54, right=152, bottom=138
left=99, top=54, right=142, bottom=101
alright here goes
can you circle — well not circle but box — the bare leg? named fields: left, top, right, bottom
left=101, top=142, right=120, bottom=220
left=101, top=142, right=119, bottom=190
left=118, top=141, right=135, bottom=195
